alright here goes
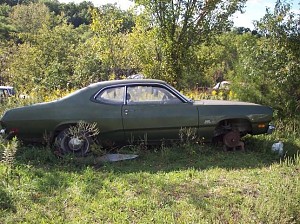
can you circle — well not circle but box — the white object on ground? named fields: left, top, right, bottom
left=271, top=141, right=284, bottom=156
left=98, top=154, right=138, bottom=162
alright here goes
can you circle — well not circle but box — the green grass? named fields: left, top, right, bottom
left=1, top=132, right=300, bottom=223
left=1, top=97, right=299, bottom=223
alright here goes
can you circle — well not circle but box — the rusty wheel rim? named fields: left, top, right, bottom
left=223, top=131, right=241, bottom=148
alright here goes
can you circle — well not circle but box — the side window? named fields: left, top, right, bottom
left=127, top=85, right=182, bottom=104
left=96, top=86, right=125, bottom=104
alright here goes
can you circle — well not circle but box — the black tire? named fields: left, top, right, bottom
left=55, top=128, right=92, bottom=156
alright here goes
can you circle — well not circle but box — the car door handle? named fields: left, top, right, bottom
left=124, top=109, right=137, bottom=115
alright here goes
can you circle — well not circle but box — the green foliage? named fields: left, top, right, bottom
left=0, top=0, right=37, bottom=6
left=0, top=3, right=15, bottom=39
left=6, top=23, right=82, bottom=91
left=1, top=136, right=18, bottom=166
left=97, top=3, right=135, bottom=33
left=193, top=32, right=238, bottom=87
left=72, top=38, right=105, bottom=86
left=135, top=0, right=247, bottom=88
left=90, top=6, right=138, bottom=78
left=7, top=42, right=44, bottom=91
left=0, top=40, right=16, bottom=84
left=125, top=13, right=164, bottom=79
left=9, top=2, right=51, bottom=34
left=233, top=1, right=300, bottom=117
left=0, top=0, right=299, bottom=119
left=0, top=136, right=19, bottom=187
left=0, top=131, right=299, bottom=222
left=59, top=1, right=94, bottom=27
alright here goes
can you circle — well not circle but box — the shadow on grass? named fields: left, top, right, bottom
left=14, top=136, right=300, bottom=174
left=5, top=137, right=297, bottom=208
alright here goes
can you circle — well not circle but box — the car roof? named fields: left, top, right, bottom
left=58, top=78, right=192, bottom=104
left=87, top=79, right=167, bottom=88
left=60, top=79, right=170, bottom=101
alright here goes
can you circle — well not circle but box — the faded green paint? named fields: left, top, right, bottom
left=0, top=79, right=273, bottom=144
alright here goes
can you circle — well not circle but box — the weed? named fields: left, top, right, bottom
left=42, top=131, right=52, bottom=147
left=0, top=137, right=19, bottom=186
left=138, top=133, right=148, bottom=150
left=58, top=121, right=100, bottom=156
left=178, top=127, right=205, bottom=156
left=160, top=140, right=171, bottom=159
left=0, top=90, right=299, bottom=223
left=89, top=142, right=106, bottom=156
left=179, top=127, right=198, bottom=145
left=1, top=137, right=18, bottom=166
left=67, top=121, right=100, bottom=139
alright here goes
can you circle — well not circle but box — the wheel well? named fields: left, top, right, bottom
left=214, top=119, right=252, bottom=137
left=51, top=123, right=77, bottom=143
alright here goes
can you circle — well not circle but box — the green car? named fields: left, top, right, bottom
left=0, top=79, right=274, bottom=155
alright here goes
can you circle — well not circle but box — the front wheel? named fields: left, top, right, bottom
left=55, top=128, right=92, bottom=156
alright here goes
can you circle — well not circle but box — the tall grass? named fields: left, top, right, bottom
left=0, top=142, right=299, bottom=223
left=0, top=88, right=299, bottom=223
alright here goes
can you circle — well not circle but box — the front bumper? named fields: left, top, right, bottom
left=267, top=124, right=275, bottom=134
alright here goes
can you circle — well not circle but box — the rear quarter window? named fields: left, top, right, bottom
left=95, top=86, right=125, bottom=104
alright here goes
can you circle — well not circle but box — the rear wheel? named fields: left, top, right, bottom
left=55, top=128, right=92, bottom=156
left=223, top=130, right=241, bottom=148
left=222, top=130, right=244, bottom=151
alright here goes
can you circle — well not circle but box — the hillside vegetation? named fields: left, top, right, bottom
left=0, top=0, right=299, bottom=223
left=0, top=0, right=299, bottom=117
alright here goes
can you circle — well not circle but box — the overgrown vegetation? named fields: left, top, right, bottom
left=0, top=0, right=299, bottom=222
left=0, top=120, right=299, bottom=223
left=0, top=0, right=299, bottom=117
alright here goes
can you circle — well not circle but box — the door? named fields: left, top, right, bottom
left=93, top=86, right=125, bottom=144
left=122, top=85, right=198, bottom=143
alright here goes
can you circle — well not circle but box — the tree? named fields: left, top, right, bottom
left=193, top=32, right=238, bottom=87
left=0, top=40, right=16, bottom=85
left=9, top=2, right=51, bottom=34
left=0, top=0, right=37, bottom=6
left=233, top=0, right=300, bottom=117
left=7, top=23, right=81, bottom=91
left=90, top=5, right=135, bottom=78
left=98, top=3, right=135, bottom=33
left=134, top=0, right=247, bottom=88
left=6, top=42, right=44, bottom=91
left=0, top=4, right=16, bottom=39
left=60, top=1, right=94, bottom=27
left=72, top=38, right=104, bottom=87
